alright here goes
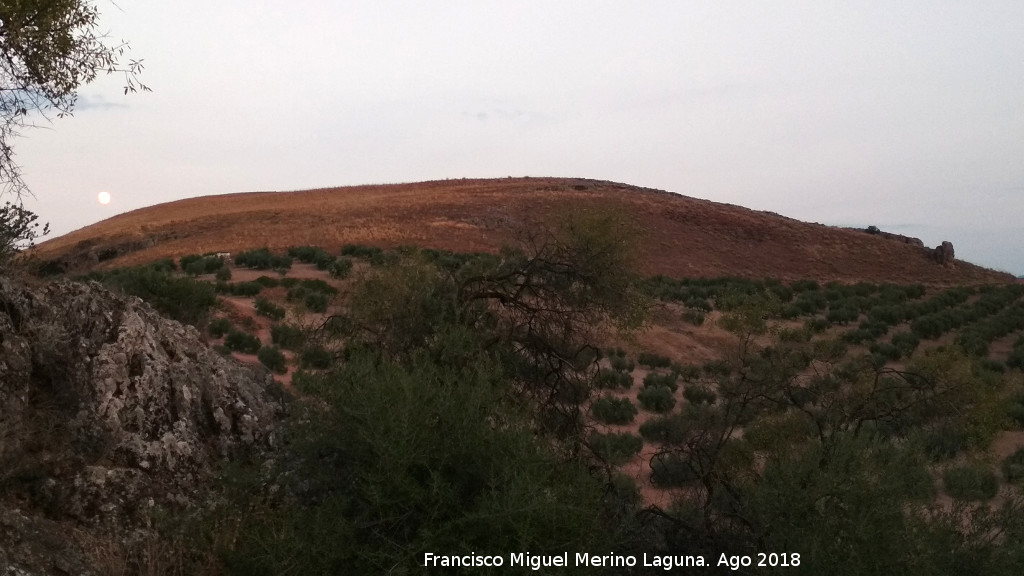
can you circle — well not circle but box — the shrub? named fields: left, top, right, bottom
left=944, top=464, right=999, bottom=501
left=591, top=396, right=637, bottom=425
left=673, top=363, right=701, bottom=381
left=304, top=292, right=330, bottom=313
left=328, top=258, right=353, bottom=278
left=300, top=345, right=334, bottom=370
left=643, top=371, right=678, bottom=392
left=639, top=415, right=686, bottom=444
left=91, top=265, right=217, bottom=326
left=595, top=368, right=633, bottom=389
left=208, top=317, right=232, bottom=338
left=216, top=281, right=262, bottom=297
left=235, top=248, right=292, bottom=271
left=650, top=454, right=699, bottom=487
left=224, top=329, right=261, bottom=354
left=682, top=385, right=717, bottom=405
left=1002, top=448, right=1024, bottom=484
left=255, top=297, right=286, bottom=321
left=681, top=310, right=705, bottom=325
left=609, top=355, right=634, bottom=372
left=804, top=317, right=831, bottom=333
left=638, top=352, right=672, bottom=369
left=891, top=332, right=919, bottom=358
left=922, top=426, right=968, bottom=461
left=270, top=323, right=305, bottom=351
left=702, top=359, right=731, bottom=377
left=638, top=385, right=676, bottom=413
left=589, top=432, right=643, bottom=465
left=255, top=275, right=280, bottom=287
left=340, top=244, right=383, bottom=260
left=214, top=266, right=232, bottom=282
left=257, top=345, right=288, bottom=374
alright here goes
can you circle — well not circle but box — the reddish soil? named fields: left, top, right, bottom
left=34, top=177, right=1014, bottom=285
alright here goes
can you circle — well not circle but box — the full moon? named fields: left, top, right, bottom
left=97, top=191, right=111, bottom=205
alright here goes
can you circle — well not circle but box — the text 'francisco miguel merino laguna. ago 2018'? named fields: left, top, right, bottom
left=423, top=552, right=707, bottom=570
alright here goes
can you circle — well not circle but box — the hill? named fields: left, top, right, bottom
left=33, top=177, right=1013, bottom=284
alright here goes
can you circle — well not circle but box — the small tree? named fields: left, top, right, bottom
left=0, top=202, right=48, bottom=269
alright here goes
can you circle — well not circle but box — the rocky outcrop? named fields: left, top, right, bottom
left=863, top=226, right=925, bottom=247
left=933, top=241, right=955, bottom=265
left=0, top=276, right=284, bottom=574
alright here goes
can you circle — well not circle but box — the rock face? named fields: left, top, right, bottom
left=0, top=276, right=283, bottom=574
left=863, top=226, right=925, bottom=247
left=933, top=241, right=955, bottom=265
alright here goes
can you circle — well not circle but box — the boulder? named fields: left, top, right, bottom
left=933, top=241, right=955, bottom=265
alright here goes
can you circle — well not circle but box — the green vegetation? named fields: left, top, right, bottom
left=591, top=396, right=638, bottom=424
left=682, top=384, right=717, bottom=405
left=80, top=263, right=217, bottom=326
left=638, top=385, right=676, bottom=413
left=1004, top=448, right=1024, bottom=484
left=215, top=281, right=262, bottom=297
left=234, top=248, right=292, bottom=271
left=270, top=323, right=305, bottom=351
left=180, top=253, right=227, bottom=276
left=638, top=351, right=671, bottom=368
left=944, top=463, right=999, bottom=501
left=254, top=297, right=285, bottom=320
left=208, top=317, right=232, bottom=338
left=299, top=345, right=333, bottom=369
left=223, top=329, right=260, bottom=354
left=589, top=432, right=643, bottom=465
left=257, top=345, right=287, bottom=374
left=594, top=368, right=633, bottom=389
left=643, top=371, right=679, bottom=391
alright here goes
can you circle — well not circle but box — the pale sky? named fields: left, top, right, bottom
left=15, top=1, right=1024, bottom=275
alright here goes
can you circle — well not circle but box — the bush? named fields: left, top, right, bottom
left=681, top=310, right=705, bottom=325
left=638, top=385, right=676, bottom=413
left=300, top=345, right=334, bottom=370
left=921, top=426, right=968, bottom=461
left=1002, top=448, right=1024, bottom=484
left=638, top=352, right=671, bottom=369
left=340, top=244, right=383, bottom=260
left=304, top=292, right=330, bottom=313
left=944, top=464, right=999, bottom=501
left=639, top=415, right=686, bottom=444
left=804, top=317, right=831, bottom=333
left=891, top=332, right=919, bottom=358
left=257, top=345, right=288, bottom=374
left=328, top=258, right=353, bottom=278
left=224, top=329, right=261, bottom=354
left=673, top=363, right=701, bottom=381
left=216, top=281, right=263, bottom=297
left=90, top=264, right=217, bottom=326
left=609, top=355, right=634, bottom=372
left=702, top=359, right=731, bottom=377
left=595, top=368, right=633, bottom=389
left=682, top=385, right=717, bottom=405
left=270, top=323, right=305, bottom=351
left=255, top=297, right=286, bottom=321
left=215, top=266, right=232, bottom=282
left=589, top=432, right=643, bottom=465
left=255, top=275, right=280, bottom=287
left=650, top=454, right=699, bottom=487
left=208, top=317, right=232, bottom=338
left=643, top=371, right=678, bottom=392
left=591, top=396, right=637, bottom=425
left=235, top=248, right=292, bottom=271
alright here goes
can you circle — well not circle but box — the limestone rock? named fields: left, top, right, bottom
left=0, top=276, right=284, bottom=573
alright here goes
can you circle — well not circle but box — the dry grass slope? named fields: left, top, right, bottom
left=34, top=177, right=1013, bottom=284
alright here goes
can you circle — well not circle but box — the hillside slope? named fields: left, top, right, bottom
left=34, top=177, right=1013, bottom=284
